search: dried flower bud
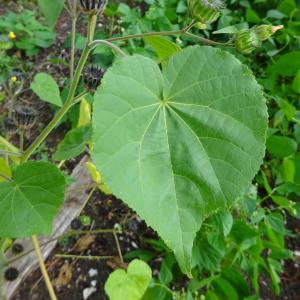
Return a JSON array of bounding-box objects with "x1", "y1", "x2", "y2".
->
[
  {"x1": 79, "y1": 0, "x2": 108, "y2": 15},
  {"x1": 12, "y1": 243, "x2": 24, "y2": 254},
  {"x1": 3, "y1": 117, "x2": 17, "y2": 134},
  {"x1": 83, "y1": 65, "x2": 105, "y2": 90},
  {"x1": 13, "y1": 106, "x2": 37, "y2": 130},
  {"x1": 188, "y1": 0, "x2": 224, "y2": 24},
  {"x1": 254, "y1": 25, "x2": 284, "y2": 42},
  {"x1": 235, "y1": 29, "x2": 262, "y2": 54}
]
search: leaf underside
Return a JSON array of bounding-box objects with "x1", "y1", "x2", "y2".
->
[{"x1": 92, "y1": 45, "x2": 268, "y2": 274}]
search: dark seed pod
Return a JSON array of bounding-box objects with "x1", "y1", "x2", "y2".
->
[
  {"x1": 4, "y1": 267, "x2": 19, "y2": 281},
  {"x1": 13, "y1": 106, "x2": 37, "y2": 130},
  {"x1": 3, "y1": 117, "x2": 17, "y2": 134},
  {"x1": 70, "y1": 218, "x2": 82, "y2": 230},
  {"x1": 188, "y1": 0, "x2": 224, "y2": 24},
  {"x1": 83, "y1": 65, "x2": 105, "y2": 90},
  {"x1": 79, "y1": 0, "x2": 108, "y2": 15},
  {"x1": 12, "y1": 243, "x2": 24, "y2": 254}
]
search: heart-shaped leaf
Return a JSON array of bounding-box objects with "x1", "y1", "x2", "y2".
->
[
  {"x1": 105, "y1": 259, "x2": 152, "y2": 300},
  {"x1": 92, "y1": 46, "x2": 267, "y2": 274},
  {"x1": 0, "y1": 161, "x2": 66, "y2": 237}
]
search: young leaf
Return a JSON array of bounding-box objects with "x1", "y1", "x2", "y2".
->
[
  {"x1": 92, "y1": 46, "x2": 268, "y2": 275},
  {"x1": 0, "y1": 161, "x2": 66, "y2": 237},
  {"x1": 266, "y1": 135, "x2": 297, "y2": 158},
  {"x1": 145, "y1": 36, "x2": 181, "y2": 63},
  {"x1": 52, "y1": 125, "x2": 92, "y2": 161},
  {"x1": 31, "y1": 73, "x2": 62, "y2": 107},
  {"x1": 105, "y1": 259, "x2": 152, "y2": 300},
  {"x1": 38, "y1": 0, "x2": 64, "y2": 29}
]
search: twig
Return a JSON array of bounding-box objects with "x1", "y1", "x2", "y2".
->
[
  {"x1": 113, "y1": 231, "x2": 124, "y2": 264},
  {"x1": 55, "y1": 254, "x2": 113, "y2": 260}
]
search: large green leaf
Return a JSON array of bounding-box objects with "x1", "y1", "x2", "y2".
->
[
  {"x1": 92, "y1": 46, "x2": 267, "y2": 274},
  {"x1": 0, "y1": 161, "x2": 66, "y2": 237}
]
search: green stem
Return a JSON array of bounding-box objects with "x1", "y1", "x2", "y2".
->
[
  {"x1": 0, "y1": 150, "x2": 22, "y2": 157},
  {"x1": 32, "y1": 236, "x2": 57, "y2": 300},
  {"x1": 21, "y1": 14, "x2": 98, "y2": 163},
  {"x1": 89, "y1": 39, "x2": 127, "y2": 57},
  {"x1": 70, "y1": 14, "x2": 77, "y2": 80},
  {"x1": 19, "y1": 130, "x2": 24, "y2": 152}
]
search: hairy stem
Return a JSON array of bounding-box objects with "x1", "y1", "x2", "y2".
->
[
  {"x1": 21, "y1": 14, "x2": 98, "y2": 163},
  {"x1": 70, "y1": 0, "x2": 77, "y2": 80},
  {"x1": 32, "y1": 235, "x2": 57, "y2": 300}
]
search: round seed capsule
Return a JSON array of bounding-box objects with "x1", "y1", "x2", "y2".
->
[
  {"x1": 13, "y1": 106, "x2": 37, "y2": 130},
  {"x1": 4, "y1": 267, "x2": 19, "y2": 281},
  {"x1": 83, "y1": 65, "x2": 105, "y2": 90},
  {"x1": 79, "y1": 0, "x2": 108, "y2": 15},
  {"x1": 3, "y1": 117, "x2": 17, "y2": 134},
  {"x1": 12, "y1": 243, "x2": 24, "y2": 254},
  {"x1": 70, "y1": 218, "x2": 82, "y2": 230}
]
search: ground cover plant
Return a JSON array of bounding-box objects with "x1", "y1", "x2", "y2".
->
[{"x1": 0, "y1": 0, "x2": 300, "y2": 299}]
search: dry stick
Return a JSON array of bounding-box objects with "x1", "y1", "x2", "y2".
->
[
  {"x1": 32, "y1": 236, "x2": 57, "y2": 300},
  {"x1": 5, "y1": 229, "x2": 116, "y2": 267},
  {"x1": 77, "y1": 187, "x2": 96, "y2": 217},
  {"x1": 55, "y1": 254, "x2": 113, "y2": 260},
  {"x1": 113, "y1": 231, "x2": 124, "y2": 264}
]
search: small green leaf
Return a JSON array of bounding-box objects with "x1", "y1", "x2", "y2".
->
[
  {"x1": 0, "y1": 158, "x2": 11, "y2": 182},
  {"x1": 0, "y1": 161, "x2": 66, "y2": 237},
  {"x1": 265, "y1": 212, "x2": 286, "y2": 235},
  {"x1": 38, "y1": 0, "x2": 64, "y2": 29},
  {"x1": 53, "y1": 125, "x2": 92, "y2": 161},
  {"x1": 292, "y1": 69, "x2": 300, "y2": 94},
  {"x1": 105, "y1": 259, "x2": 152, "y2": 300},
  {"x1": 78, "y1": 98, "x2": 92, "y2": 127},
  {"x1": 266, "y1": 135, "x2": 297, "y2": 158},
  {"x1": 212, "y1": 277, "x2": 239, "y2": 300},
  {"x1": 31, "y1": 73, "x2": 62, "y2": 107},
  {"x1": 145, "y1": 36, "x2": 181, "y2": 63},
  {"x1": 269, "y1": 52, "x2": 300, "y2": 76}
]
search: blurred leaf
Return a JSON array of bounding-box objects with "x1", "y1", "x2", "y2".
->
[
  {"x1": 265, "y1": 212, "x2": 286, "y2": 235},
  {"x1": 266, "y1": 135, "x2": 297, "y2": 158},
  {"x1": 212, "y1": 277, "x2": 239, "y2": 300},
  {"x1": 53, "y1": 125, "x2": 92, "y2": 161},
  {"x1": 86, "y1": 162, "x2": 112, "y2": 195},
  {"x1": 31, "y1": 73, "x2": 62, "y2": 107},
  {"x1": 0, "y1": 158, "x2": 11, "y2": 182},
  {"x1": 38, "y1": 0, "x2": 64, "y2": 29},
  {"x1": 78, "y1": 98, "x2": 92, "y2": 127},
  {"x1": 145, "y1": 36, "x2": 181, "y2": 64},
  {"x1": 292, "y1": 69, "x2": 300, "y2": 94}
]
